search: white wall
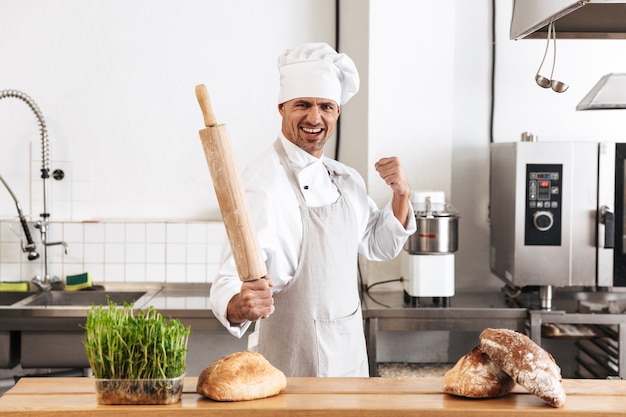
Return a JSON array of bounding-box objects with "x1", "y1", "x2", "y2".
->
[
  {"x1": 2, "y1": 0, "x2": 626, "y2": 292},
  {"x1": 0, "y1": 0, "x2": 335, "y2": 221},
  {"x1": 461, "y1": 1, "x2": 626, "y2": 291},
  {"x1": 495, "y1": 3, "x2": 626, "y2": 144},
  {"x1": 450, "y1": 1, "x2": 494, "y2": 290},
  {"x1": 340, "y1": 0, "x2": 626, "y2": 291},
  {"x1": 339, "y1": 0, "x2": 457, "y2": 286}
]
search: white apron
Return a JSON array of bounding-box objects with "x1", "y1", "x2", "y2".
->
[{"x1": 256, "y1": 139, "x2": 369, "y2": 377}]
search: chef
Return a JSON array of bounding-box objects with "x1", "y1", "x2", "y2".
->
[{"x1": 210, "y1": 42, "x2": 416, "y2": 377}]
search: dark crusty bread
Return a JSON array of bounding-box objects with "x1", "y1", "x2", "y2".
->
[
  {"x1": 443, "y1": 345, "x2": 516, "y2": 398},
  {"x1": 479, "y1": 328, "x2": 566, "y2": 407},
  {"x1": 196, "y1": 351, "x2": 287, "y2": 401}
]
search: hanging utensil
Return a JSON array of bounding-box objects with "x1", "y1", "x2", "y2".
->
[
  {"x1": 535, "y1": 21, "x2": 553, "y2": 89},
  {"x1": 549, "y1": 22, "x2": 569, "y2": 93},
  {"x1": 534, "y1": 21, "x2": 569, "y2": 93}
]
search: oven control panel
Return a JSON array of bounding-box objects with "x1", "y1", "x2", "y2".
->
[{"x1": 525, "y1": 164, "x2": 562, "y2": 246}]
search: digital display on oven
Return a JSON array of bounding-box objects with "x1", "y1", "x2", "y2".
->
[
  {"x1": 525, "y1": 165, "x2": 562, "y2": 246},
  {"x1": 528, "y1": 171, "x2": 560, "y2": 203}
]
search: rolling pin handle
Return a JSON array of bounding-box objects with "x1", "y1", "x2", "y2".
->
[{"x1": 195, "y1": 84, "x2": 218, "y2": 127}]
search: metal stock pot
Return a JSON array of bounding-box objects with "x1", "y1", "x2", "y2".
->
[{"x1": 406, "y1": 199, "x2": 459, "y2": 255}]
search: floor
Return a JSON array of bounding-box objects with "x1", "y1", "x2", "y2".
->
[{"x1": 377, "y1": 362, "x2": 453, "y2": 377}]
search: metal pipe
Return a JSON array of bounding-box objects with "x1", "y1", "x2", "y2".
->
[
  {"x1": 540, "y1": 285, "x2": 553, "y2": 310},
  {"x1": 0, "y1": 89, "x2": 67, "y2": 288}
]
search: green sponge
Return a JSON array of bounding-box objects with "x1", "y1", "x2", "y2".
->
[
  {"x1": 65, "y1": 272, "x2": 92, "y2": 291},
  {"x1": 0, "y1": 281, "x2": 29, "y2": 292}
]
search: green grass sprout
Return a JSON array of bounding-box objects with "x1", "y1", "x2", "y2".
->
[{"x1": 83, "y1": 300, "x2": 190, "y2": 379}]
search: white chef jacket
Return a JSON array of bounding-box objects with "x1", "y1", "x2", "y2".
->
[{"x1": 209, "y1": 134, "x2": 416, "y2": 337}]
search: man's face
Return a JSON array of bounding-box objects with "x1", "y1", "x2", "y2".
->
[{"x1": 278, "y1": 97, "x2": 340, "y2": 158}]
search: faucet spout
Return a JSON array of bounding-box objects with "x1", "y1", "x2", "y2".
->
[
  {"x1": 46, "y1": 240, "x2": 70, "y2": 256},
  {"x1": 0, "y1": 174, "x2": 40, "y2": 261}
]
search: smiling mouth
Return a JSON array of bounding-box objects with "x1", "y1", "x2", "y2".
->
[{"x1": 301, "y1": 126, "x2": 323, "y2": 135}]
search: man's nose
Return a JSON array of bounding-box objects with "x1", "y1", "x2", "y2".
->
[{"x1": 305, "y1": 106, "x2": 322, "y2": 122}]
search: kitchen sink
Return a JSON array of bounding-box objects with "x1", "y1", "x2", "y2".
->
[
  {"x1": 24, "y1": 291, "x2": 148, "y2": 307},
  {"x1": 0, "y1": 292, "x2": 36, "y2": 306}
]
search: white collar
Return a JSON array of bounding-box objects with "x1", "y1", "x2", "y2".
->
[
  {"x1": 277, "y1": 133, "x2": 351, "y2": 180},
  {"x1": 278, "y1": 133, "x2": 326, "y2": 171}
]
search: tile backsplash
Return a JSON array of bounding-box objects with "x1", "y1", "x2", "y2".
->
[{"x1": 0, "y1": 220, "x2": 226, "y2": 284}]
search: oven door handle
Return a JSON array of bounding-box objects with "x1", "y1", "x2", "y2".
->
[{"x1": 601, "y1": 205, "x2": 615, "y2": 249}]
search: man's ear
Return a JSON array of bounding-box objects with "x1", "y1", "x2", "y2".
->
[{"x1": 278, "y1": 103, "x2": 284, "y2": 117}]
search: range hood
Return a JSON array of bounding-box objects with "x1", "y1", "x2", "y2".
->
[
  {"x1": 511, "y1": 0, "x2": 626, "y2": 40},
  {"x1": 577, "y1": 73, "x2": 626, "y2": 110}
]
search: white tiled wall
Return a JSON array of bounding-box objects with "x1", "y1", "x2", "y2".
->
[{"x1": 0, "y1": 220, "x2": 226, "y2": 284}]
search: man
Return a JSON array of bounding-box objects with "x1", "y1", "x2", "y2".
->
[{"x1": 210, "y1": 42, "x2": 416, "y2": 377}]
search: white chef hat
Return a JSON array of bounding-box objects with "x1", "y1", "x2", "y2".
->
[{"x1": 277, "y1": 42, "x2": 360, "y2": 106}]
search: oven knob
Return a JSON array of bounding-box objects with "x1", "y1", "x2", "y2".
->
[{"x1": 533, "y1": 210, "x2": 554, "y2": 231}]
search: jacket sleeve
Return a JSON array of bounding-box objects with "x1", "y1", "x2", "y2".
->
[
  {"x1": 358, "y1": 197, "x2": 416, "y2": 260},
  {"x1": 209, "y1": 245, "x2": 254, "y2": 338},
  {"x1": 330, "y1": 161, "x2": 416, "y2": 260}
]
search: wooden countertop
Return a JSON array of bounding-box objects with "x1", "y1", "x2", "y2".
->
[{"x1": 1, "y1": 376, "x2": 625, "y2": 416}]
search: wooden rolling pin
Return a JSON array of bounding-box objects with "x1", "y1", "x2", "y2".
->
[{"x1": 195, "y1": 84, "x2": 267, "y2": 281}]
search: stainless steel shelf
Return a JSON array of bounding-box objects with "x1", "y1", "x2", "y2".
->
[
  {"x1": 528, "y1": 309, "x2": 626, "y2": 379},
  {"x1": 362, "y1": 291, "x2": 528, "y2": 376}
]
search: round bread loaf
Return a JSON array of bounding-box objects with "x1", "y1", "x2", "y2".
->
[
  {"x1": 479, "y1": 328, "x2": 566, "y2": 407},
  {"x1": 443, "y1": 345, "x2": 516, "y2": 398},
  {"x1": 196, "y1": 351, "x2": 287, "y2": 401}
]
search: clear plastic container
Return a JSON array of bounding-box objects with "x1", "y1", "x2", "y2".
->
[{"x1": 94, "y1": 374, "x2": 184, "y2": 405}]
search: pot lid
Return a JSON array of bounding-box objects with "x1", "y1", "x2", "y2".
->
[{"x1": 414, "y1": 201, "x2": 459, "y2": 218}]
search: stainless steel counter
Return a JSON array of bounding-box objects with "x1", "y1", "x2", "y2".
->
[
  {"x1": 139, "y1": 284, "x2": 224, "y2": 330},
  {"x1": 0, "y1": 283, "x2": 216, "y2": 330},
  {"x1": 0, "y1": 283, "x2": 226, "y2": 370},
  {"x1": 0, "y1": 285, "x2": 529, "y2": 374},
  {"x1": 5, "y1": 283, "x2": 626, "y2": 379}
]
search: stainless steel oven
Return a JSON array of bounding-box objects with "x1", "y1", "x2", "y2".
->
[{"x1": 489, "y1": 141, "x2": 626, "y2": 307}]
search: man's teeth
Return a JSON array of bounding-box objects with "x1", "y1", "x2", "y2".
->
[{"x1": 302, "y1": 127, "x2": 322, "y2": 134}]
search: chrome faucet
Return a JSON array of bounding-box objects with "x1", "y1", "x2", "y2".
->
[
  {"x1": 0, "y1": 174, "x2": 40, "y2": 261},
  {"x1": 0, "y1": 89, "x2": 69, "y2": 290}
]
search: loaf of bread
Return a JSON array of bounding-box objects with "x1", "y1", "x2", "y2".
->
[
  {"x1": 443, "y1": 345, "x2": 515, "y2": 398},
  {"x1": 196, "y1": 351, "x2": 287, "y2": 401},
  {"x1": 479, "y1": 328, "x2": 566, "y2": 407}
]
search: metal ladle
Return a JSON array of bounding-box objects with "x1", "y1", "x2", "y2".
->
[
  {"x1": 534, "y1": 21, "x2": 569, "y2": 93},
  {"x1": 535, "y1": 21, "x2": 553, "y2": 89},
  {"x1": 548, "y1": 22, "x2": 569, "y2": 93}
]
